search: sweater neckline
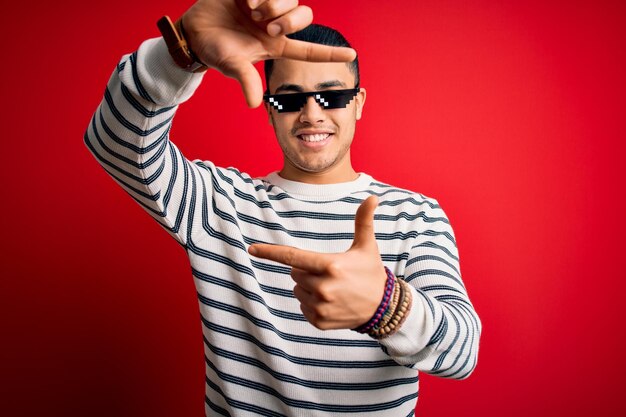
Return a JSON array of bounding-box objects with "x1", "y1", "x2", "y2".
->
[{"x1": 264, "y1": 172, "x2": 373, "y2": 199}]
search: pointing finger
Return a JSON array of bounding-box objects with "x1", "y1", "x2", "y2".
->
[
  {"x1": 249, "y1": 244, "x2": 327, "y2": 273},
  {"x1": 261, "y1": 6, "x2": 356, "y2": 62},
  {"x1": 280, "y1": 38, "x2": 357, "y2": 63},
  {"x1": 351, "y1": 195, "x2": 379, "y2": 249}
]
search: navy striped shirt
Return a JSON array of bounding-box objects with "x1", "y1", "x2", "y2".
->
[{"x1": 85, "y1": 38, "x2": 481, "y2": 416}]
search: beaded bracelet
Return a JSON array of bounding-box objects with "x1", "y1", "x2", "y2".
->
[
  {"x1": 374, "y1": 276, "x2": 401, "y2": 331},
  {"x1": 369, "y1": 276, "x2": 413, "y2": 340},
  {"x1": 353, "y1": 266, "x2": 396, "y2": 334}
]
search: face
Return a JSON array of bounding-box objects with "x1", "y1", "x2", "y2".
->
[{"x1": 266, "y1": 59, "x2": 366, "y2": 183}]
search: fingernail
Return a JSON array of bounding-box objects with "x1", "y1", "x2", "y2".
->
[
  {"x1": 251, "y1": 10, "x2": 262, "y2": 21},
  {"x1": 248, "y1": 246, "x2": 258, "y2": 255},
  {"x1": 248, "y1": 0, "x2": 259, "y2": 8},
  {"x1": 267, "y1": 24, "x2": 281, "y2": 36}
]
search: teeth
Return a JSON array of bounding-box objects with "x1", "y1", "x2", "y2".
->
[{"x1": 300, "y1": 134, "x2": 330, "y2": 142}]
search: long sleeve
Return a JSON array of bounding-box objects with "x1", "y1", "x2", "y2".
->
[
  {"x1": 379, "y1": 200, "x2": 481, "y2": 379},
  {"x1": 84, "y1": 37, "x2": 206, "y2": 245}
]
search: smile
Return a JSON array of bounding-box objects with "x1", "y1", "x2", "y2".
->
[{"x1": 298, "y1": 133, "x2": 331, "y2": 142}]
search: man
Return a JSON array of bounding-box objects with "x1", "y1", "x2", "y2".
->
[{"x1": 85, "y1": 0, "x2": 481, "y2": 415}]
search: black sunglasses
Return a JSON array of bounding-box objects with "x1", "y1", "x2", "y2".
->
[{"x1": 263, "y1": 88, "x2": 360, "y2": 113}]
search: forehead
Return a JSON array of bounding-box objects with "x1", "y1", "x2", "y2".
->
[{"x1": 268, "y1": 59, "x2": 355, "y2": 92}]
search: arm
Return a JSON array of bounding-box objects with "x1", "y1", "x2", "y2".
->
[
  {"x1": 249, "y1": 197, "x2": 481, "y2": 378},
  {"x1": 378, "y1": 201, "x2": 481, "y2": 379},
  {"x1": 84, "y1": 0, "x2": 357, "y2": 244},
  {"x1": 84, "y1": 38, "x2": 205, "y2": 245}
]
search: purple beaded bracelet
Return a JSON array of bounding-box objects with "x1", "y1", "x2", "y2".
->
[{"x1": 353, "y1": 266, "x2": 396, "y2": 334}]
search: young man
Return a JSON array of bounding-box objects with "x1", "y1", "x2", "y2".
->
[{"x1": 85, "y1": 0, "x2": 481, "y2": 415}]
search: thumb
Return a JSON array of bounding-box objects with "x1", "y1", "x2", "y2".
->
[
  {"x1": 219, "y1": 57, "x2": 264, "y2": 108},
  {"x1": 351, "y1": 195, "x2": 379, "y2": 250}
]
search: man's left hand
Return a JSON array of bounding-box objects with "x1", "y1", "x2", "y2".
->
[{"x1": 248, "y1": 195, "x2": 387, "y2": 330}]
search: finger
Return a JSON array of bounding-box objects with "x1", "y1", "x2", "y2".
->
[
  {"x1": 265, "y1": 4, "x2": 312, "y2": 36},
  {"x1": 351, "y1": 195, "x2": 379, "y2": 249},
  {"x1": 250, "y1": 0, "x2": 298, "y2": 22},
  {"x1": 291, "y1": 267, "x2": 323, "y2": 291},
  {"x1": 218, "y1": 58, "x2": 264, "y2": 108},
  {"x1": 280, "y1": 39, "x2": 357, "y2": 63},
  {"x1": 299, "y1": 302, "x2": 318, "y2": 325},
  {"x1": 246, "y1": 0, "x2": 267, "y2": 9},
  {"x1": 249, "y1": 244, "x2": 327, "y2": 273},
  {"x1": 293, "y1": 283, "x2": 314, "y2": 303}
]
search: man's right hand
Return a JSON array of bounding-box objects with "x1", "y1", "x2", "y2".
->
[{"x1": 181, "y1": 0, "x2": 356, "y2": 108}]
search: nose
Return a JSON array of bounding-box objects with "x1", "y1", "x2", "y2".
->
[{"x1": 299, "y1": 96, "x2": 326, "y2": 124}]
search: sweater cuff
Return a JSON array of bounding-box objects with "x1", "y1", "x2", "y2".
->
[
  {"x1": 128, "y1": 37, "x2": 206, "y2": 106},
  {"x1": 377, "y1": 285, "x2": 435, "y2": 364}
]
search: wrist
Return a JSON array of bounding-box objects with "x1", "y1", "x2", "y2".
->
[
  {"x1": 157, "y1": 15, "x2": 208, "y2": 73},
  {"x1": 352, "y1": 267, "x2": 396, "y2": 334},
  {"x1": 352, "y1": 267, "x2": 413, "y2": 339},
  {"x1": 370, "y1": 277, "x2": 412, "y2": 339},
  {"x1": 126, "y1": 38, "x2": 205, "y2": 107}
]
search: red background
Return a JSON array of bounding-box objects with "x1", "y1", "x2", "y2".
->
[{"x1": 1, "y1": 0, "x2": 625, "y2": 415}]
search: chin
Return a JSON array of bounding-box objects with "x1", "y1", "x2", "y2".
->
[{"x1": 295, "y1": 158, "x2": 337, "y2": 173}]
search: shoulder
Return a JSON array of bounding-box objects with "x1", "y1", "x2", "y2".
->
[
  {"x1": 191, "y1": 160, "x2": 270, "y2": 193},
  {"x1": 366, "y1": 178, "x2": 456, "y2": 247},
  {"x1": 365, "y1": 177, "x2": 441, "y2": 212}
]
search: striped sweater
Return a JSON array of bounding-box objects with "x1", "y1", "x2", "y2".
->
[{"x1": 84, "y1": 38, "x2": 481, "y2": 417}]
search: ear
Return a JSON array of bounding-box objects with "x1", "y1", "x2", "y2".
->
[{"x1": 355, "y1": 88, "x2": 367, "y2": 121}]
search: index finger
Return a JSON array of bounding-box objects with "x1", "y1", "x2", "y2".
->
[
  {"x1": 280, "y1": 39, "x2": 357, "y2": 63},
  {"x1": 248, "y1": 244, "x2": 328, "y2": 273}
]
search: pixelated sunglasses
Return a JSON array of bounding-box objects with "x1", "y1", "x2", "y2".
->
[{"x1": 263, "y1": 88, "x2": 360, "y2": 113}]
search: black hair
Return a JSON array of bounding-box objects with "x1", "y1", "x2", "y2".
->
[{"x1": 264, "y1": 24, "x2": 359, "y2": 93}]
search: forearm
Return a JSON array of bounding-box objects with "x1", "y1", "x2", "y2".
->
[
  {"x1": 84, "y1": 38, "x2": 205, "y2": 244},
  {"x1": 379, "y1": 285, "x2": 481, "y2": 379},
  {"x1": 378, "y1": 203, "x2": 481, "y2": 379}
]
